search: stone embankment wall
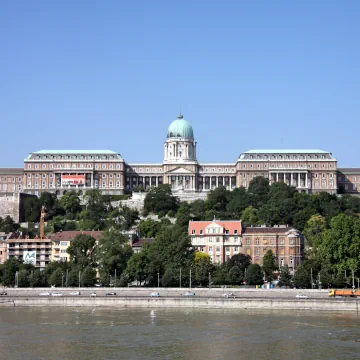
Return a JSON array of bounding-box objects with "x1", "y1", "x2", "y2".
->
[
  {"x1": 1, "y1": 296, "x2": 359, "y2": 313},
  {"x1": 1, "y1": 287, "x2": 330, "y2": 298},
  {"x1": 2, "y1": 288, "x2": 358, "y2": 312}
]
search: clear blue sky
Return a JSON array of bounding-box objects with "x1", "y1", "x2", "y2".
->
[{"x1": 1, "y1": 1, "x2": 359, "y2": 167}]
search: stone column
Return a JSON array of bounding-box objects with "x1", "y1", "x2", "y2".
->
[
  {"x1": 290, "y1": 173, "x2": 293, "y2": 186},
  {"x1": 305, "y1": 173, "x2": 308, "y2": 189},
  {"x1": 276, "y1": 173, "x2": 279, "y2": 182},
  {"x1": 91, "y1": 173, "x2": 94, "y2": 188},
  {"x1": 298, "y1": 173, "x2": 300, "y2": 188},
  {"x1": 216, "y1": 177, "x2": 218, "y2": 188}
]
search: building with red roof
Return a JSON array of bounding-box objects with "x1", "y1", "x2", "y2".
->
[{"x1": 189, "y1": 219, "x2": 304, "y2": 271}]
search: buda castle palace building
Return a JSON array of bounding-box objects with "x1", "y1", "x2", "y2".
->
[{"x1": 0, "y1": 113, "x2": 359, "y2": 197}]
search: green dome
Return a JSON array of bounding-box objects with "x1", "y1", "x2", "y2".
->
[{"x1": 167, "y1": 114, "x2": 194, "y2": 139}]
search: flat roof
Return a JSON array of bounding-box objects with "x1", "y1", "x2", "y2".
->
[
  {"x1": 243, "y1": 149, "x2": 330, "y2": 154},
  {"x1": 32, "y1": 150, "x2": 119, "y2": 155}
]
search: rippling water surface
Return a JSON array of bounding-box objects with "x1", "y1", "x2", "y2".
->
[{"x1": 0, "y1": 307, "x2": 360, "y2": 360}]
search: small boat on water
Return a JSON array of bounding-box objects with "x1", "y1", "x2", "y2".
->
[{"x1": 150, "y1": 310, "x2": 156, "y2": 317}]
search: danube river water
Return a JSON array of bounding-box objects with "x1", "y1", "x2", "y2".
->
[{"x1": 0, "y1": 307, "x2": 359, "y2": 360}]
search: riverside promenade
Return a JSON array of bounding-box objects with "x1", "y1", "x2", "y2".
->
[{"x1": 1, "y1": 288, "x2": 360, "y2": 313}]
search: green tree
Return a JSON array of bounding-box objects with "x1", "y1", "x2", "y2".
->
[
  {"x1": 247, "y1": 176, "x2": 270, "y2": 209},
  {"x1": 319, "y1": 268, "x2": 333, "y2": 289},
  {"x1": 0, "y1": 216, "x2": 20, "y2": 233},
  {"x1": 59, "y1": 191, "x2": 82, "y2": 218},
  {"x1": 259, "y1": 182, "x2": 297, "y2": 226},
  {"x1": 190, "y1": 200, "x2": 206, "y2": 220},
  {"x1": 98, "y1": 230, "x2": 133, "y2": 283},
  {"x1": 206, "y1": 186, "x2": 231, "y2": 213},
  {"x1": 318, "y1": 214, "x2": 360, "y2": 273},
  {"x1": 80, "y1": 266, "x2": 96, "y2": 287},
  {"x1": 80, "y1": 189, "x2": 107, "y2": 228},
  {"x1": 139, "y1": 218, "x2": 162, "y2": 238},
  {"x1": 146, "y1": 224, "x2": 193, "y2": 285},
  {"x1": 226, "y1": 187, "x2": 249, "y2": 219},
  {"x1": 292, "y1": 265, "x2": 311, "y2": 289},
  {"x1": 303, "y1": 214, "x2": 326, "y2": 248},
  {"x1": 161, "y1": 267, "x2": 179, "y2": 287},
  {"x1": 67, "y1": 268, "x2": 80, "y2": 287},
  {"x1": 126, "y1": 250, "x2": 149, "y2": 285},
  {"x1": 245, "y1": 264, "x2": 263, "y2": 286},
  {"x1": 226, "y1": 253, "x2": 252, "y2": 272},
  {"x1": 212, "y1": 264, "x2": 228, "y2": 285},
  {"x1": 48, "y1": 268, "x2": 64, "y2": 287},
  {"x1": 1, "y1": 258, "x2": 21, "y2": 286},
  {"x1": 262, "y1": 250, "x2": 277, "y2": 281},
  {"x1": 241, "y1": 206, "x2": 260, "y2": 225},
  {"x1": 29, "y1": 269, "x2": 48, "y2": 287},
  {"x1": 143, "y1": 185, "x2": 179, "y2": 216},
  {"x1": 39, "y1": 192, "x2": 65, "y2": 220},
  {"x1": 227, "y1": 265, "x2": 243, "y2": 285},
  {"x1": 67, "y1": 234, "x2": 97, "y2": 268},
  {"x1": 119, "y1": 206, "x2": 139, "y2": 230},
  {"x1": 333, "y1": 271, "x2": 347, "y2": 288},
  {"x1": 278, "y1": 265, "x2": 292, "y2": 287},
  {"x1": 17, "y1": 269, "x2": 30, "y2": 287},
  {"x1": 194, "y1": 254, "x2": 212, "y2": 286}
]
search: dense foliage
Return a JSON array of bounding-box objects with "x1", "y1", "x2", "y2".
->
[{"x1": 3, "y1": 176, "x2": 360, "y2": 288}]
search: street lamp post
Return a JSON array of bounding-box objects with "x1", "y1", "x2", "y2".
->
[
  {"x1": 79, "y1": 271, "x2": 81, "y2": 288},
  {"x1": 189, "y1": 269, "x2": 192, "y2": 289},
  {"x1": 157, "y1": 272, "x2": 160, "y2": 288},
  {"x1": 180, "y1": 268, "x2": 182, "y2": 288},
  {"x1": 62, "y1": 273, "x2": 64, "y2": 288},
  {"x1": 208, "y1": 272, "x2": 211, "y2": 290}
]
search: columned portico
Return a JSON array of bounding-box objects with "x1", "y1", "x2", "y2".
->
[{"x1": 269, "y1": 171, "x2": 310, "y2": 192}]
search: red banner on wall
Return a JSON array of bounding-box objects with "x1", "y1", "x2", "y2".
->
[{"x1": 61, "y1": 175, "x2": 85, "y2": 185}]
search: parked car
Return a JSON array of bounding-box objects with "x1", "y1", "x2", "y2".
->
[
  {"x1": 70, "y1": 291, "x2": 81, "y2": 296},
  {"x1": 90, "y1": 292, "x2": 97, "y2": 297},
  {"x1": 150, "y1": 292, "x2": 160, "y2": 297},
  {"x1": 0, "y1": 291, "x2": 8, "y2": 296},
  {"x1": 222, "y1": 292, "x2": 236, "y2": 298},
  {"x1": 295, "y1": 294, "x2": 309, "y2": 299},
  {"x1": 105, "y1": 292, "x2": 117, "y2": 296},
  {"x1": 39, "y1": 292, "x2": 51, "y2": 296},
  {"x1": 51, "y1": 292, "x2": 63, "y2": 297},
  {"x1": 183, "y1": 291, "x2": 196, "y2": 297}
]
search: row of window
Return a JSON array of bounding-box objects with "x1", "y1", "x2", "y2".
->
[
  {"x1": 242, "y1": 163, "x2": 334, "y2": 170},
  {"x1": 34, "y1": 154, "x2": 117, "y2": 160},
  {"x1": 127, "y1": 167, "x2": 163, "y2": 173},
  {"x1": 200, "y1": 168, "x2": 236, "y2": 173},
  {"x1": 191, "y1": 228, "x2": 239, "y2": 235},
  {"x1": 27, "y1": 163, "x2": 122, "y2": 170},
  {"x1": 0, "y1": 177, "x2": 22, "y2": 182},
  {"x1": 338, "y1": 176, "x2": 358, "y2": 182},
  {"x1": 1, "y1": 184, "x2": 21, "y2": 191},
  {"x1": 248, "y1": 154, "x2": 328, "y2": 160}
]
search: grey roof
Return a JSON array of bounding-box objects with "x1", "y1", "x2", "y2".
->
[
  {"x1": 0, "y1": 168, "x2": 24, "y2": 174},
  {"x1": 338, "y1": 168, "x2": 360, "y2": 173},
  {"x1": 243, "y1": 149, "x2": 330, "y2": 154},
  {"x1": 32, "y1": 150, "x2": 119, "y2": 155}
]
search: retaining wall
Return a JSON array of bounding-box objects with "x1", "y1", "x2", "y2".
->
[{"x1": 1, "y1": 296, "x2": 359, "y2": 313}]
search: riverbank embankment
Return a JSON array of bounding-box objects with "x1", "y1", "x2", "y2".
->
[{"x1": 0, "y1": 288, "x2": 358, "y2": 312}]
